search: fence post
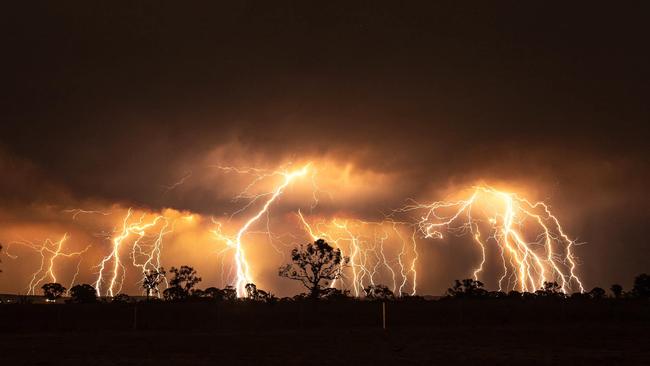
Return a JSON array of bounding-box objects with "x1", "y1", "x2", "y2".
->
[{"x1": 382, "y1": 301, "x2": 386, "y2": 330}]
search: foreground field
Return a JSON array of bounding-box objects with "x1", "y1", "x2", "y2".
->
[
  {"x1": 1, "y1": 323, "x2": 648, "y2": 365},
  {"x1": 2, "y1": 300, "x2": 648, "y2": 365}
]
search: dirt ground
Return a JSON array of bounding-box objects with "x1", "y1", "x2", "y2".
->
[{"x1": 1, "y1": 323, "x2": 648, "y2": 365}]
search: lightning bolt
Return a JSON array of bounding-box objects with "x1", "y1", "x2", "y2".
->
[
  {"x1": 10, "y1": 234, "x2": 92, "y2": 295},
  {"x1": 396, "y1": 185, "x2": 584, "y2": 293},
  {"x1": 63, "y1": 208, "x2": 112, "y2": 220},
  {"x1": 3, "y1": 163, "x2": 584, "y2": 298},
  {"x1": 297, "y1": 212, "x2": 418, "y2": 297},
  {"x1": 95, "y1": 209, "x2": 172, "y2": 297},
  {"x1": 211, "y1": 163, "x2": 311, "y2": 297}
]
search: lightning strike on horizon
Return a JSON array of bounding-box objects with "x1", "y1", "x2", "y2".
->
[
  {"x1": 396, "y1": 185, "x2": 585, "y2": 293},
  {"x1": 94, "y1": 209, "x2": 172, "y2": 297},
  {"x1": 297, "y1": 211, "x2": 418, "y2": 296},
  {"x1": 211, "y1": 163, "x2": 312, "y2": 297},
  {"x1": 1, "y1": 163, "x2": 584, "y2": 298},
  {"x1": 5, "y1": 234, "x2": 91, "y2": 295}
]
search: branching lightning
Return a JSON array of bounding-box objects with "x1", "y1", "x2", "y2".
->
[
  {"x1": 297, "y1": 211, "x2": 419, "y2": 296},
  {"x1": 94, "y1": 209, "x2": 172, "y2": 297},
  {"x1": 5, "y1": 234, "x2": 91, "y2": 295},
  {"x1": 395, "y1": 185, "x2": 585, "y2": 293},
  {"x1": 211, "y1": 163, "x2": 312, "y2": 297},
  {"x1": 1, "y1": 163, "x2": 585, "y2": 297}
]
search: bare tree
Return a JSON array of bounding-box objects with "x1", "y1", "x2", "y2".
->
[
  {"x1": 279, "y1": 239, "x2": 349, "y2": 299},
  {"x1": 142, "y1": 267, "x2": 166, "y2": 300}
]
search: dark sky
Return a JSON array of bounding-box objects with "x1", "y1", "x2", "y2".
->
[{"x1": 1, "y1": 2, "x2": 649, "y2": 292}]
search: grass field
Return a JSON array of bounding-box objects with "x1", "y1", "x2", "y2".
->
[
  {"x1": 2, "y1": 299, "x2": 649, "y2": 365},
  {"x1": 2, "y1": 322, "x2": 648, "y2": 365}
]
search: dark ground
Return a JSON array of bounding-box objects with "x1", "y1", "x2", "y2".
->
[
  {"x1": 1, "y1": 323, "x2": 648, "y2": 365},
  {"x1": 2, "y1": 300, "x2": 649, "y2": 365}
]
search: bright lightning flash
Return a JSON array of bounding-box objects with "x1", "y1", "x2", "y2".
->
[
  {"x1": 396, "y1": 186, "x2": 585, "y2": 293},
  {"x1": 211, "y1": 163, "x2": 312, "y2": 297}
]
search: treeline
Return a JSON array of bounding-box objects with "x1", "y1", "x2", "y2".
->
[
  {"x1": 23, "y1": 271, "x2": 650, "y2": 305},
  {"x1": 3, "y1": 239, "x2": 650, "y2": 304}
]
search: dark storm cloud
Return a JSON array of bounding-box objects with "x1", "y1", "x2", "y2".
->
[{"x1": 1, "y1": 2, "x2": 648, "y2": 287}]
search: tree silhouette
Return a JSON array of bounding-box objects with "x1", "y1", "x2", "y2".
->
[
  {"x1": 69, "y1": 284, "x2": 97, "y2": 303},
  {"x1": 399, "y1": 293, "x2": 425, "y2": 302},
  {"x1": 446, "y1": 279, "x2": 487, "y2": 298},
  {"x1": 321, "y1": 288, "x2": 352, "y2": 301},
  {"x1": 169, "y1": 266, "x2": 201, "y2": 291},
  {"x1": 535, "y1": 281, "x2": 564, "y2": 298},
  {"x1": 41, "y1": 283, "x2": 66, "y2": 302},
  {"x1": 610, "y1": 284, "x2": 624, "y2": 299},
  {"x1": 569, "y1": 291, "x2": 589, "y2": 300},
  {"x1": 589, "y1": 287, "x2": 606, "y2": 300},
  {"x1": 278, "y1": 238, "x2": 349, "y2": 299},
  {"x1": 204, "y1": 287, "x2": 225, "y2": 301},
  {"x1": 142, "y1": 267, "x2": 165, "y2": 300},
  {"x1": 487, "y1": 291, "x2": 507, "y2": 298},
  {"x1": 222, "y1": 285, "x2": 237, "y2": 301},
  {"x1": 112, "y1": 294, "x2": 132, "y2": 304},
  {"x1": 363, "y1": 284, "x2": 395, "y2": 300},
  {"x1": 163, "y1": 265, "x2": 201, "y2": 301},
  {"x1": 162, "y1": 286, "x2": 186, "y2": 301},
  {"x1": 244, "y1": 283, "x2": 277, "y2": 303},
  {"x1": 244, "y1": 283, "x2": 258, "y2": 299},
  {"x1": 632, "y1": 273, "x2": 650, "y2": 298},
  {"x1": 190, "y1": 289, "x2": 206, "y2": 299}
]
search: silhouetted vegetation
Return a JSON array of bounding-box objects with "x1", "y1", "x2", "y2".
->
[
  {"x1": 41, "y1": 283, "x2": 66, "y2": 302},
  {"x1": 589, "y1": 287, "x2": 606, "y2": 300},
  {"x1": 142, "y1": 267, "x2": 165, "y2": 300},
  {"x1": 1, "y1": 258, "x2": 650, "y2": 324},
  {"x1": 163, "y1": 266, "x2": 201, "y2": 301},
  {"x1": 220, "y1": 286, "x2": 237, "y2": 301},
  {"x1": 446, "y1": 279, "x2": 487, "y2": 298},
  {"x1": 321, "y1": 288, "x2": 352, "y2": 301},
  {"x1": 363, "y1": 284, "x2": 395, "y2": 300},
  {"x1": 112, "y1": 294, "x2": 132, "y2": 304},
  {"x1": 245, "y1": 283, "x2": 277, "y2": 303},
  {"x1": 278, "y1": 239, "x2": 349, "y2": 299},
  {"x1": 1, "y1": 267, "x2": 649, "y2": 339},
  {"x1": 632, "y1": 273, "x2": 650, "y2": 298},
  {"x1": 534, "y1": 281, "x2": 563, "y2": 298},
  {"x1": 68, "y1": 284, "x2": 97, "y2": 303}
]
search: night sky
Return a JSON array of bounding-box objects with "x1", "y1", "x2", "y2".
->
[{"x1": 1, "y1": 2, "x2": 648, "y2": 295}]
